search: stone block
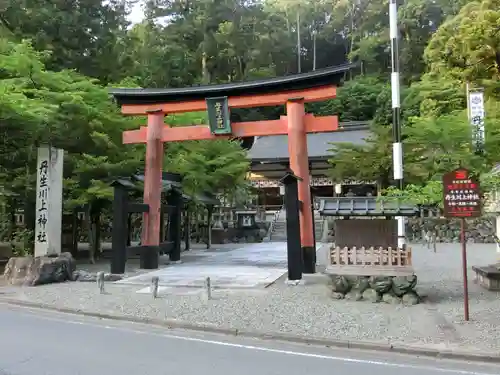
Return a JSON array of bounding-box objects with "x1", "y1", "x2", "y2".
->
[
  {"x1": 3, "y1": 252, "x2": 76, "y2": 286},
  {"x1": 472, "y1": 265, "x2": 500, "y2": 291},
  {"x1": 327, "y1": 273, "x2": 420, "y2": 305}
]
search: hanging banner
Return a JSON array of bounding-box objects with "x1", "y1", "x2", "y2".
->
[{"x1": 468, "y1": 90, "x2": 485, "y2": 153}]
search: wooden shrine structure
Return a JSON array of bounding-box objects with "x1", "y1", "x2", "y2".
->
[
  {"x1": 110, "y1": 63, "x2": 355, "y2": 274},
  {"x1": 318, "y1": 196, "x2": 418, "y2": 276}
]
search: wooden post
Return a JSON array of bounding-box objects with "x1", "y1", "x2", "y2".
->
[
  {"x1": 184, "y1": 209, "x2": 191, "y2": 251},
  {"x1": 159, "y1": 209, "x2": 165, "y2": 244},
  {"x1": 461, "y1": 218, "x2": 470, "y2": 321},
  {"x1": 141, "y1": 111, "x2": 164, "y2": 247},
  {"x1": 111, "y1": 184, "x2": 128, "y2": 274},
  {"x1": 310, "y1": 187, "x2": 316, "y2": 251},
  {"x1": 126, "y1": 213, "x2": 132, "y2": 246},
  {"x1": 169, "y1": 190, "x2": 182, "y2": 262},
  {"x1": 95, "y1": 209, "x2": 101, "y2": 261},
  {"x1": 287, "y1": 99, "x2": 315, "y2": 273}
]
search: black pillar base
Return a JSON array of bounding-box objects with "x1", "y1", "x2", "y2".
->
[
  {"x1": 302, "y1": 246, "x2": 316, "y2": 274},
  {"x1": 110, "y1": 260, "x2": 126, "y2": 275},
  {"x1": 280, "y1": 172, "x2": 303, "y2": 281},
  {"x1": 139, "y1": 245, "x2": 159, "y2": 269},
  {"x1": 169, "y1": 249, "x2": 181, "y2": 262}
]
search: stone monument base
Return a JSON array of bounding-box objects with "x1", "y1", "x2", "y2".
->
[
  {"x1": 3, "y1": 252, "x2": 75, "y2": 286},
  {"x1": 472, "y1": 264, "x2": 500, "y2": 291}
]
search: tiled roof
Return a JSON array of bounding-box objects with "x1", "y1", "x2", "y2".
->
[
  {"x1": 318, "y1": 197, "x2": 419, "y2": 217},
  {"x1": 248, "y1": 121, "x2": 371, "y2": 161}
]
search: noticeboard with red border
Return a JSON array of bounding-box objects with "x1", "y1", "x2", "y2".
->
[{"x1": 442, "y1": 168, "x2": 481, "y2": 218}]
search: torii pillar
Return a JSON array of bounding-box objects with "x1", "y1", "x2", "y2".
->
[
  {"x1": 141, "y1": 110, "x2": 164, "y2": 248},
  {"x1": 287, "y1": 99, "x2": 315, "y2": 273}
]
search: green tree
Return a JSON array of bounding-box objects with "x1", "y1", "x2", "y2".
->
[
  {"x1": 1, "y1": 0, "x2": 131, "y2": 83},
  {"x1": 120, "y1": 21, "x2": 198, "y2": 88},
  {"x1": 314, "y1": 75, "x2": 390, "y2": 121},
  {"x1": 425, "y1": 0, "x2": 500, "y2": 88},
  {"x1": 162, "y1": 112, "x2": 250, "y2": 199},
  {"x1": 328, "y1": 123, "x2": 393, "y2": 190},
  {"x1": 0, "y1": 39, "x2": 141, "y2": 257}
]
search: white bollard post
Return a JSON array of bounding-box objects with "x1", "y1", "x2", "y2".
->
[
  {"x1": 97, "y1": 271, "x2": 105, "y2": 294},
  {"x1": 151, "y1": 276, "x2": 159, "y2": 299},
  {"x1": 205, "y1": 276, "x2": 212, "y2": 300}
]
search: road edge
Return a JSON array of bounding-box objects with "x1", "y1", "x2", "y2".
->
[{"x1": 2, "y1": 297, "x2": 499, "y2": 364}]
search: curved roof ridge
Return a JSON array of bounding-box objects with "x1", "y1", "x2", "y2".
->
[{"x1": 110, "y1": 63, "x2": 357, "y2": 106}]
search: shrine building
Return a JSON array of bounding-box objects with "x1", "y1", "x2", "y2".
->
[{"x1": 246, "y1": 121, "x2": 377, "y2": 207}]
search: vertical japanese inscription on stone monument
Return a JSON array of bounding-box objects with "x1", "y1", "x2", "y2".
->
[
  {"x1": 37, "y1": 159, "x2": 49, "y2": 243},
  {"x1": 206, "y1": 96, "x2": 232, "y2": 135},
  {"x1": 34, "y1": 146, "x2": 64, "y2": 257}
]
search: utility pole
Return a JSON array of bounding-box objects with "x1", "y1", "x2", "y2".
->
[{"x1": 389, "y1": 0, "x2": 405, "y2": 248}]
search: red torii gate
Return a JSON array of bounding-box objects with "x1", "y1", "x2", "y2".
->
[{"x1": 111, "y1": 64, "x2": 353, "y2": 273}]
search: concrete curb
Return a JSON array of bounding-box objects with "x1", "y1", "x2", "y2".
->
[{"x1": 2, "y1": 297, "x2": 500, "y2": 364}]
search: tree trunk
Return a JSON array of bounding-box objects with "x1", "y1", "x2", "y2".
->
[
  {"x1": 201, "y1": 30, "x2": 211, "y2": 84},
  {"x1": 312, "y1": 31, "x2": 317, "y2": 71},
  {"x1": 202, "y1": 50, "x2": 211, "y2": 84},
  {"x1": 86, "y1": 206, "x2": 95, "y2": 264},
  {"x1": 86, "y1": 203, "x2": 101, "y2": 264},
  {"x1": 23, "y1": 195, "x2": 36, "y2": 254},
  {"x1": 296, "y1": 12, "x2": 301, "y2": 73},
  {"x1": 70, "y1": 208, "x2": 79, "y2": 258},
  {"x1": 206, "y1": 205, "x2": 213, "y2": 249}
]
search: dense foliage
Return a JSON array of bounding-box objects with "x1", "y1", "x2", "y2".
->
[{"x1": 324, "y1": 0, "x2": 500, "y2": 205}]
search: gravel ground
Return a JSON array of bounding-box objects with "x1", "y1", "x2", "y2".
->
[{"x1": 2, "y1": 243, "x2": 500, "y2": 355}]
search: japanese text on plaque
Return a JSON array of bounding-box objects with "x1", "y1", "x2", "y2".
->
[
  {"x1": 214, "y1": 102, "x2": 224, "y2": 129},
  {"x1": 443, "y1": 169, "x2": 481, "y2": 218}
]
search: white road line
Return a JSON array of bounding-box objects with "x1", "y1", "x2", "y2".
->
[{"x1": 1, "y1": 304, "x2": 497, "y2": 375}]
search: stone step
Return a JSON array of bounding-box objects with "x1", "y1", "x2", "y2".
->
[{"x1": 270, "y1": 220, "x2": 324, "y2": 241}]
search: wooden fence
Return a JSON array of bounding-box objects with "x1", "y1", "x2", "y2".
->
[
  {"x1": 326, "y1": 246, "x2": 414, "y2": 276},
  {"x1": 330, "y1": 246, "x2": 412, "y2": 266}
]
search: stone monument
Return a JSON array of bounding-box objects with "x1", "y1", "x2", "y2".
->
[{"x1": 34, "y1": 145, "x2": 64, "y2": 257}]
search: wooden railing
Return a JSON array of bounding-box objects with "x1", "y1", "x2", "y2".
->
[
  {"x1": 326, "y1": 246, "x2": 414, "y2": 276},
  {"x1": 330, "y1": 246, "x2": 412, "y2": 266}
]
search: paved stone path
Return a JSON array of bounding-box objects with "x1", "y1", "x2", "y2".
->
[{"x1": 116, "y1": 242, "x2": 291, "y2": 290}]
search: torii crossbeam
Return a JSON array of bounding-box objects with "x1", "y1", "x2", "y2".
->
[{"x1": 111, "y1": 63, "x2": 354, "y2": 273}]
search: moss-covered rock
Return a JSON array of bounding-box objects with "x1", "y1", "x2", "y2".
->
[
  {"x1": 362, "y1": 288, "x2": 382, "y2": 303},
  {"x1": 402, "y1": 291, "x2": 420, "y2": 305},
  {"x1": 392, "y1": 275, "x2": 417, "y2": 297},
  {"x1": 331, "y1": 275, "x2": 351, "y2": 294},
  {"x1": 370, "y1": 276, "x2": 392, "y2": 293}
]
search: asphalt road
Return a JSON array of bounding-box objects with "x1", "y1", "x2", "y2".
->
[{"x1": 0, "y1": 304, "x2": 499, "y2": 375}]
